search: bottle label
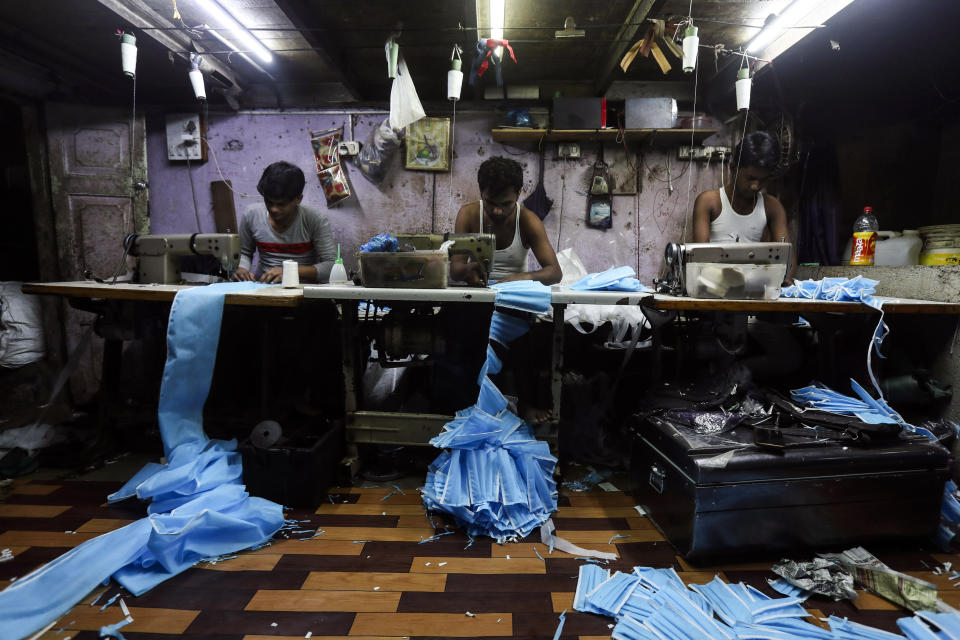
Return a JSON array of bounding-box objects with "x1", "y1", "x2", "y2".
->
[{"x1": 850, "y1": 231, "x2": 877, "y2": 266}]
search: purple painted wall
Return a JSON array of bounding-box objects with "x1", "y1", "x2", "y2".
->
[{"x1": 146, "y1": 110, "x2": 728, "y2": 282}]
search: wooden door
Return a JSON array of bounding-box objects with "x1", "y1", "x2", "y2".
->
[{"x1": 44, "y1": 102, "x2": 148, "y2": 402}]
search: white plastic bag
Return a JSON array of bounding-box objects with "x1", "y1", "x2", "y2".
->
[
  {"x1": 557, "y1": 248, "x2": 588, "y2": 285},
  {"x1": 0, "y1": 282, "x2": 45, "y2": 368},
  {"x1": 554, "y1": 249, "x2": 650, "y2": 347},
  {"x1": 389, "y1": 56, "x2": 426, "y2": 131}
]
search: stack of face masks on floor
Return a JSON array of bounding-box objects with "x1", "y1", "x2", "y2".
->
[
  {"x1": 0, "y1": 283, "x2": 284, "y2": 639},
  {"x1": 421, "y1": 281, "x2": 558, "y2": 541},
  {"x1": 574, "y1": 564, "x2": 960, "y2": 639}
]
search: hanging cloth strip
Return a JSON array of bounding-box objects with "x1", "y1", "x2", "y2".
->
[
  {"x1": 0, "y1": 282, "x2": 285, "y2": 639},
  {"x1": 469, "y1": 38, "x2": 517, "y2": 87}
]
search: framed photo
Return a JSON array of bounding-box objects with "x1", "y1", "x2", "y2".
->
[{"x1": 405, "y1": 117, "x2": 451, "y2": 172}]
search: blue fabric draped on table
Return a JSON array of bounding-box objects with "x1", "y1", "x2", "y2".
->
[
  {"x1": 421, "y1": 281, "x2": 558, "y2": 541},
  {"x1": 0, "y1": 283, "x2": 284, "y2": 639}
]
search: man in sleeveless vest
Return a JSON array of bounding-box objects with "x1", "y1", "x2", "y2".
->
[
  {"x1": 451, "y1": 156, "x2": 562, "y2": 285},
  {"x1": 690, "y1": 132, "x2": 802, "y2": 382},
  {"x1": 442, "y1": 157, "x2": 561, "y2": 424},
  {"x1": 691, "y1": 131, "x2": 795, "y2": 282}
]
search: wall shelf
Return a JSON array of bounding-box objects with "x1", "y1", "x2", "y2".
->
[{"x1": 491, "y1": 128, "x2": 719, "y2": 144}]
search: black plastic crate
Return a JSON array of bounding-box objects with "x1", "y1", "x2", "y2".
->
[{"x1": 240, "y1": 421, "x2": 344, "y2": 508}]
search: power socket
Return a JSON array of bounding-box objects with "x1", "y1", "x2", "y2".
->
[
  {"x1": 558, "y1": 142, "x2": 580, "y2": 159},
  {"x1": 337, "y1": 140, "x2": 361, "y2": 156}
]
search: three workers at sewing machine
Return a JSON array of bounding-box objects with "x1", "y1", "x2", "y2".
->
[
  {"x1": 691, "y1": 131, "x2": 795, "y2": 282},
  {"x1": 450, "y1": 156, "x2": 562, "y2": 286},
  {"x1": 233, "y1": 161, "x2": 337, "y2": 284}
]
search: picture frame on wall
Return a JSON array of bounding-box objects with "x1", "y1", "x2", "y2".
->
[{"x1": 405, "y1": 117, "x2": 451, "y2": 172}]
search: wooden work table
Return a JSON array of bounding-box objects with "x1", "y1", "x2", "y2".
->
[
  {"x1": 22, "y1": 280, "x2": 960, "y2": 314},
  {"x1": 21, "y1": 279, "x2": 960, "y2": 461},
  {"x1": 21, "y1": 281, "x2": 304, "y2": 307}
]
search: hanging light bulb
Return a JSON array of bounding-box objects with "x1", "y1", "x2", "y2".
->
[
  {"x1": 447, "y1": 44, "x2": 463, "y2": 101},
  {"x1": 120, "y1": 32, "x2": 137, "y2": 78},
  {"x1": 682, "y1": 25, "x2": 699, "y2": 73},
  {"x1": 188, "y1": 53, "x2": 206, "y2": 100},
  {"x1": 736, "y1": 66, "x2": 752, "y2": 111}
]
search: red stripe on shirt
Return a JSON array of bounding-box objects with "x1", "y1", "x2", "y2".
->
[{"x1": 257, "y1": 241, "x2": 313, "y2": 254}]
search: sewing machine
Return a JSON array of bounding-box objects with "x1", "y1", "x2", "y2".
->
[
  {"x1": 128, "y1": 233, "x2": 242, "y2": 284},
  {"x1": 657, "y1": 241, "x2": 791, "y2": 299},
  {"x1": 394, "y1": 232, "x2": 496, "y2": 286}
]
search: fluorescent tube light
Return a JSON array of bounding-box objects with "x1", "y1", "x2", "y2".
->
[
  {"x1": 490, "y1": 0, "x2": 504, "y2": 42},
  {"x1": 490, "y1": 0, "x2": 504, "y2": 58},
  {"x1": 746, "y1": 0, "x2": 820, "y2": 54},
  {"x1": 197, "y1": 0, "x2": 273, "y2": 64}
]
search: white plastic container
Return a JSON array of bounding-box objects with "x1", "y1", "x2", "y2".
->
[
  {"x1": 685, "y1": 263, "x2": 786, "y2": 300},
  {"x1": 875, "y1": 230, "x2": 922, "y2": 266}
]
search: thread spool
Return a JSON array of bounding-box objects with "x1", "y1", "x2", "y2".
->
[
  {"x1": 448, "y1": 56, "x2": 463, "y2": 101},
  {"x1": 682, "y1": 26, "x2": 698, "y2": 73},
  {"x1": 736, "y1": 67, "x2": 752, "y2": 111},
  {"x1": 189, "y1": 53, "x2": 205, "y2": 100},
  {"x1": 281, "y1": 260, "x2": 300, "y2": 288},
  {"x1": 120, "y1": 33, "x2": 137, "y2": 78}
]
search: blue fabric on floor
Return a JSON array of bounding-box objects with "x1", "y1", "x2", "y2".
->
[
  {"x1": 421, "y1": 281, "x2": 557, "y2": 541},
  {"x1": 571, "y1": 266, "x2": 651, "y2": 292},
  {"x1": 0, "y1": 283, "x2": 284, "y2": 640},
  {"x1": 574, "y1": 563, "x2": 960, "y2": 640}
]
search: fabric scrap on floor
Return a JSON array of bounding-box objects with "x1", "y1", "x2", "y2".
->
[{"x1": 0, "y1": 283, "x2": 285, "y2": 639}]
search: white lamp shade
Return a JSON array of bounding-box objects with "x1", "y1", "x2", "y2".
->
[
  {"x1": 121, "y1": 41, "x2": 137, "y2": 77},
  {"x1": 189, "y1": 69, "x2": 206, "y2": 100},
  {"x1": 736, "y1": 76, "x2": 752, "y2": 111},
  {"x1": 447, "y1": 68, "x2": 463, "y2": 101}
]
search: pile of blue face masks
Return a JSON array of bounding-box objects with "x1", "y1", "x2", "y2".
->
[
  {"x1": 791, "y1": 380, "x2": 901, "y2": 426},
  {"x1": 421, "y1": 281, "x2": 558, "y2": 541},
  {"x1": 0, "y1": 283, "x2": 284, "y2": 639},
  {"x1": 571, "y1": 266, "x2": 651, "y2": 292},
  {"x1": 781, "y1": 275, "x2": 879, "y2": 303},
  {"x1": 574, "y1": 564, "x2": 960, "y2": 639},
  {"x1": 359, "y1": 233, "x2": 399, "y2": 253}
]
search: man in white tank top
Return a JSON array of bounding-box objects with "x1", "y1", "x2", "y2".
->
[
  {"x1": 451, "y1": 157, "x2": 562, "y2": 285},
  {"x1": 691, "y1": 131, "x2": 794, "y2": 281},
  {"x1": 690, "y1": 132, "x2": 802, "y2": 382}
]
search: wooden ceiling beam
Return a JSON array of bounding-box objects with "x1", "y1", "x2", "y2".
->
[
  {"x1": 272, "y1": 0, "x2": 364, "y2": 101},
  {"x1": 594, "y1": 0, "x2": 666, "y2": 95}
]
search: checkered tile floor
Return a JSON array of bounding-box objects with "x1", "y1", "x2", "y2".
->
[{"x1": 1, "y1": 478, "x2": 948, "y2": 639}]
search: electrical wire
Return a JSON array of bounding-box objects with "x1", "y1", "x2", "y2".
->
[
  {"x1": 185, "y1": 154, "x2": 203, "y2": 233},
  {"x1": 555, "y1": 158, "x2": 566, "y2": 250},
  {"x1": 447, "y1": 97, "x2": 457, "y2": 222},
  {"x1": 200, "y1": 136, "x2": 250, "y2": 198},
  {"x1": 680, "y1": 41, "x2": 700, "y2": 244},
  {"x1": 128, "y1": 19, "x2": 823, "y2": 33}
]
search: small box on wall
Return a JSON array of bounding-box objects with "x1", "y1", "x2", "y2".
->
[
  {"x1": 553, "y1": 98, "x2": 604, "y2": 129},
  {"x1": 165, "y1": 113, "x2": 207, "y2": 162},
  {"x1": 625, "y1": 98, "x2": 678, "y2": 129}
]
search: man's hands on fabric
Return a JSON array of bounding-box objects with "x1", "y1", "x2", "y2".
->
[
  {"x1": 232, "y1": 267, "x2": 255, "y2": 282},
  {"x1": 451, "y1": 261, "x2": 488, "y2": 287},
  {"x1": 259, "y1": 267, "x2": 284, "y2": 283}
]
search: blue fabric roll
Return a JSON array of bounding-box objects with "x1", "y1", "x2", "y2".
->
[
  {"x1": 421, "y1": 281, "x2": 557, "y2": 541},
  {"x1": 0, "y1": 283, "x2": 284, "y2": 639}
]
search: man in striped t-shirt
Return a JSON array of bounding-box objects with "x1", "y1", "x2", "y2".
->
[{"x1": 233, "y1": 161, "x2": 337, "y2": 283}]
